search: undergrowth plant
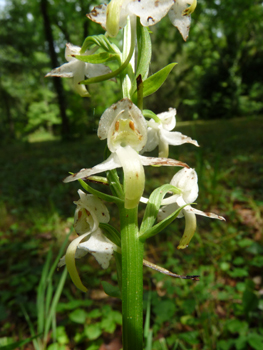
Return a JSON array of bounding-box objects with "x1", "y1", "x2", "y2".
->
[{"x1": 45, "y1": 1, "x2": 225, "y2": 349}]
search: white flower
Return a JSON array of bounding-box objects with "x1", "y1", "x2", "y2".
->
[
  {"x1": 142, "y1": 108, "x2": 199, "y2": 158},
  {"x1": 64, "y1": 98, "x2": 189, "y2": 209},
  {"x1": 87, "y1": 0, "x2": 197, "y2": 40},
  {"x1": 158, "y1": 168, "x2": 225, "y2": 249},
  {"x1": 45, "y1": 43, "x2": 112, "y2": 97},
  {"x1": 58, "y1": 190, "x2": 118, "y2": 292}
]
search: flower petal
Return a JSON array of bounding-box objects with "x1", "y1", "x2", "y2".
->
[
  {"x1": 128, "y1": 0, "x2": 175, "y2": 27},
  {"x1": 86, "y1": 4, "x2": 107, "y2": 29},
  {"x1": 78, "y1": 229, "x2": 117, "y2": 269},
  {"x1": 160, "y1": 129, "x2": 199, "y2": 147},
  {"x1": 140, "y1": 127, "x2": 159, "y2": 154},
  {"x1": 74, "y1": 190, "x2": 110, "y2": 234},
  {"x1": 184, "y1": 206, "x2": 226, "y2": 221},
  {"x1": 63, "y1": 153, "x2": 121, "y2": 183},
  {"x1": 65, "y1": 43, "x2": 81, "y2": 62},
  {"x1": 157, "y1": 108, "x2": 176, "y2": 131},
  {"x1": 116, "y1": 145, "x2": 145, "y2": 209},
  {"x1": 139, "y1": 155, "x2": 189, "y2": 168},
  {"x1": 169, "y1": 0, "x2": 192, "y2": 41},
  {"x1": 85, "y1": 63, "x2": 112, "y2": 78},
  {"x1": 45, "y1": 61, "x2": 75, "y2": 78},
  {"x1": 170, "y1": 168, "x2": 198, "y2": 203},
  {"x1": 158, "y1": 201, "x2": 184, "y2": 221}
]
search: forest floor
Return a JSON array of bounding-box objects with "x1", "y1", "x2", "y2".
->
[{"x1": 0, "y1": 116, "x2": 263, "y2": 350}]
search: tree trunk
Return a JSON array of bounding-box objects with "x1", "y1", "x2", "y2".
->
[{"x1": 40, "y1": 0, "x2": 70, "y2": 139}]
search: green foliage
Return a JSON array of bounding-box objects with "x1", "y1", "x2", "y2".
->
[{"x1": 135, "y1": 63, "x2": 177, "y2": 98}]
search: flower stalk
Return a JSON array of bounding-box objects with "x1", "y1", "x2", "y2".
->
[{"x1": 119, "y1": 205, "x2": 144, "y2": 350}]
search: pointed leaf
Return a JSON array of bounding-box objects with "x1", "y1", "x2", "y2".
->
[
  {"x1": 134, "y1": 63, "x2": 177, "y2": 98},
  {"x1": 135, "y1": 24, "x2": 152, "y2": 84}
]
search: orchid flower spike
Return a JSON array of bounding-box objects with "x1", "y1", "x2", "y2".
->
[
  {"x1": 58, "y1": 190, "x2": 118, "y2": 292},
  {"x1": 142, "y1": 108, "x2": 199, "y2": 158},
  {"x1": 45, "y1": 43, "x2": 112, "y2": 97},
  {"x1": 87, "y1": 0, "x2": 197, "y2": 40},
  {"x1": 158, "y1": 168, "x2": 225, "y2": 249},
  {"x1": 64, "y1": 99, "x2": 189, "y2": 209}
]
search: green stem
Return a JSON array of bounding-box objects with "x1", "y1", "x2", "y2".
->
[
  {"x1": 120, "y1": 205, "x2": 144, "y2": 350},
  {"x1": 121, "y1": 16, "x2": 136, "y2": 99}
]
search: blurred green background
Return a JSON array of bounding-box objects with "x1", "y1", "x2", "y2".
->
[{"x1": 0, "y1": 0, "x2": 263, "y2": 349}]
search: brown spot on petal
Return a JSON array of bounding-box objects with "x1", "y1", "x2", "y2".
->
[
  {"x1": 147, "y1": 16, "x2": 155, "y2": 24},
  {"x1": 115, "y1": 121, "x2": 119, "y2": 131},
  {"x1": 129, "y1": 121, "x2": 135, "y2": 131},
  {"x1": 85, "y1": 209, "x2": 91, "y2": 216},
  {"x1": 87, "y1": 4, "x2": 103, "y2": 18},
  {"x1": 78, "y1": 211, "x2": 82, "y2": 219},
  {"x1": 155, "y1": 0, "x2": 159, "y2": 7}
]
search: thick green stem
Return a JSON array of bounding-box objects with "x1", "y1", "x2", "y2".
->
[{"x1": 120, "y1": 205, "x2": 144, "y2": 350}]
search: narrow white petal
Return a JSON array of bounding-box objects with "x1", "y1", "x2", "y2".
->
[
  {"x1": 45, "y1": 61, "x2": 76, "y2": 78},
  {"x1": 184, "y1": 206, "x2": 226, "y2": 221},
  {"x1": 63, "y1": 153, "x2": 121, "y2": 183},
  {"x1": 139, "y1": 155, "x2": 189, "y2": 168},
  {"x1": 161, "y1": 129, "x2": 199, "y2": 147}
]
